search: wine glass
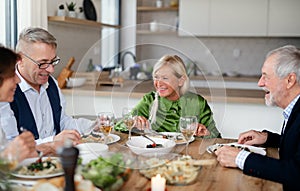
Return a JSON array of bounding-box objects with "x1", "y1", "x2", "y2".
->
[
  {"x1": 0, "y1": 142, "x2": 19, "y2": 188},
  {"x1": 97, "y1": 112, "x2": 115, "y2": 144},
  {"x1": 179, "y1": 116, "x2": 198, "y2": 155},
  {"x1": 122, "y1": 107, "x2": 137, "y2": 140}
]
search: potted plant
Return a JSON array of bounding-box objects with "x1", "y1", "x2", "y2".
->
[
  {"x1": 57, "y1": 4, "x2": 66, "y2": 16},
  {"x1": 77, "y1": 7, "x2": 85, "y2": 19},
  {"x1": 66, "y1": 2, "x2": 76, "y2": 18}
]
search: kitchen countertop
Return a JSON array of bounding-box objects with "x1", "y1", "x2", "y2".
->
[{"x1": 61, "y1": 77, "x2": 266, "y2": 104}]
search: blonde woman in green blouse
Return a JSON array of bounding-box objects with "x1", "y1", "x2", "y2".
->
[{"x1": 116, "y1": 55, "x2": 221, "y2": 138}]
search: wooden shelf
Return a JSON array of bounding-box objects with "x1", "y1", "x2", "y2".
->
[
  {"x1": 48, "y1": 16, "x2": 120, "y2": 28},
  {"x1": 137, "y1": 6, "x2": 178, "y2": 11},
  {"x1": 137, "y1": 30, "x2": 177, "y2": 35}
]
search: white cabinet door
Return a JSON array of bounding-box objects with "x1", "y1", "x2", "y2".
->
[
  {"x1": 210, "y1": 0, "x2": 268, "y2": 36},
  {"x1": 178, "y1": 0, "x2": 210, "y2": 36},
  {"x1": 268, "y1": 0, "x2": 300, "y2": 37}
]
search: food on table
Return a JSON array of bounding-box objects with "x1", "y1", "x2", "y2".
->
[
  {"x1": 139, "y1": 155, "x2": 201, "y2": 185},
  {"x1": 32, "y1": 175, "x2": 97, "y2": 191},
  {"x1": 211, "y1": 144, "x2": 251, "y2": 152},
  {"x1": 80, "y1": 153, "x2": 132, "y2": 190},
  {"x1": 146, "y1": 143, "x2": 163, "y2": 148},
  {"x1": 16, "y1": 157, "x2": 63, "y2": 176},
  {"x1": 80, "y1": 134, "x2": 114, "y2": 144}
]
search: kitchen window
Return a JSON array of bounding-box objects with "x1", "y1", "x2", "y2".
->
[{"x1": 0, "y1": 0, "x2": 18, "y2": 48}]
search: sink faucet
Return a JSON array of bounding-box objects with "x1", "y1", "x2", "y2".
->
[{"x1": 120, "y1": 51, "x2": 136, "y2": 71}]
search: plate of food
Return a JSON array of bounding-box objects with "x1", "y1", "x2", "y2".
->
[
  {"x1": 81, "y1": 133, "x2": 120, "y2": 144},
  {"x1": 158, "y1": 132, "x2": 195, "y2": 145},
  {"x1": 11, "y1": 157, "x2": 63, "y2": 179},
  {"x1": 139, "y1": 155, "x2": 201, "y2": 185},
  {"x1": 76, "y1": 142, "x2": 109, "y2": 155},
  {"x1": 207, "y1": 142, "x2": 266, "y2": 155},
  {"x1": 79, "y1": 152, "x2": 134, "y2": 191}
]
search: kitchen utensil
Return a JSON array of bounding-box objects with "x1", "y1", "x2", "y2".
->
[
  {"x1": 57, "y1": 57, "x2": 75, "y2": 89},
  {"x1": 66, "y1": 77, "x2": 86, "y2": 88},
  {"x1": 141, "y1": 134, "x2": 162, "y2": 148}
]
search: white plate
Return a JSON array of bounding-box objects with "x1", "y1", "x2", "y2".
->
[
  {"x1": 11, "y1": 157, "x2": 64, "y2": 179},
  {"x1": 207, "y1": 142, "x2": 266, "y2": 155},
  {"x1": 159, "y1": 132, "x2": 195, "y2": 145},
  {"x1": 76, "y1": 142, "x2": 109, "y2": 155},
  {"x1": 85, "y1": 133, "x2": 120, "y2": 144}
]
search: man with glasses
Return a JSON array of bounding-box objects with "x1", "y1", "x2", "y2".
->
[{"x1": 0, "y1": 27, "x2": 94, "y2": 155}]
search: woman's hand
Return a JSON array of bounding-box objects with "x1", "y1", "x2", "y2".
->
[
  {"x1": 195, "y1": 124, "x2": 210, "y2": 136},
  {"x1": 4, "y1": 131, "x2": 37, "y2": 162},
  {"x1": 134, "y1": 116, "x2": 150, "y2": 130}
]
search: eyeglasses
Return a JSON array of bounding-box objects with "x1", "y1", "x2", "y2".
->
[{"x1": 22, "y1": 53, "x2": 60, "y2": 69}]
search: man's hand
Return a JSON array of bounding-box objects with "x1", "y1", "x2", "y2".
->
[
  {"x1": 36, "y1": 130, "x2": 81, "y2": 156},
  {"x1": 54, "y1": 129, "x2": 81, "y2": 145},
  {"x1": 215, "y1": 146, "x2": 240, "y2": 168},
  {"x1": 238, "y1": 130, "x2": 268, "y2": 145}
]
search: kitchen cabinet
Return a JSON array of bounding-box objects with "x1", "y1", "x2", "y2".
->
[
  {"x1": 179, "y1": 0, "x2": 268, "y2": 37},
  {"x1": 178, "y1": 0, "x2": 209, "y2": 36},
  {"x1": 210, "y1": 0, "x2": 268, "y2": 36},
  {"x1": 268, "y1": 0, "x2": 300, "y2": 37}
]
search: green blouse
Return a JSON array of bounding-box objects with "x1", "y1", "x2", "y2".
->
[{"x1": 115, "y1": 91, "x2": 221, "y2": 138}]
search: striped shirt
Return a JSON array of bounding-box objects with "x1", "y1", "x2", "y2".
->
[{"x1": 235, "y1": 95, "x2": 300, "y2": 170}]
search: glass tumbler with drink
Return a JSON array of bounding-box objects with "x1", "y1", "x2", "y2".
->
[{"x1": 179, "y1": 116, "x2": 198, "y2": 155}]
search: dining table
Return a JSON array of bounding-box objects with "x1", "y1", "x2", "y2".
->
[
  {"x1": 7, "y1": 130, "x2": 282, "y2": 191},
  {"x1": 110, "y1": 131, "x2": 282, "y2": 191}
]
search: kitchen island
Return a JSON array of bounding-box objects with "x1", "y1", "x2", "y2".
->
[{"x1": 61, "y1": 78, "x2": 282, "y2": 139}]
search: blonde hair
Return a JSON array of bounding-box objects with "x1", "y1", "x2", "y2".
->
[{"x1": 149, "y1": 55, "x2": 190, "y2": 124}]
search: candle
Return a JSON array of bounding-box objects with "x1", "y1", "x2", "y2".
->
[{"x1": 151, "y1": 174, "x2": 166, "y2": 191}]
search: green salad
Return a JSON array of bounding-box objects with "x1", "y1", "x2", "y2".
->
[{"x1": 80, "y1": 153, "x2": 132, "y2": 191}]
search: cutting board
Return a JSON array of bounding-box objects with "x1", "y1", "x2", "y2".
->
[{"x1": 57, "y1": 57, "x2": 75, "y2": 89}]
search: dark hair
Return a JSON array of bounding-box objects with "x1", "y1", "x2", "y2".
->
[{"x1": 0, "y1": 46, "x2": 20, "y2": 86}]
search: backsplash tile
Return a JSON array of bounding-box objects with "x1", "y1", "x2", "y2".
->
[{"x1": 137, "y1": 35, "x2": 300, "y2": 76}]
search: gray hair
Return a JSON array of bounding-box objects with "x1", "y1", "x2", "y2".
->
[
  {"x1": 16, "y1": 27, "x2": 57, "y2": 52},
  {"x1": 267, "y1": 45, "x2": 300, "y2": 83},
  {"x1": 152, "y1": 55, "x2": 190, "y2": 95}
]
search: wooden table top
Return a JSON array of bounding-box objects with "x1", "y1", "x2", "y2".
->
[{"x1": 111, "y1": 131, "x2": 282, "y2": 191}]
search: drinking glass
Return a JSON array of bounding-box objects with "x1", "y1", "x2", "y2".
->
[
  {"x1": 97, "y1": 112, "x2": 115, "y2": 144},
  {"x1": 122, "y1": 107, "x2": 137, "y2": 140},
  {"x1": 0, "y1": 142, "x2": 19, "y2": 188},
  {"x1": 179, "y1": 116, "x2": 198, "y2": 155}
]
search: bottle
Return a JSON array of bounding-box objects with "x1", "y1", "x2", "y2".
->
[{"x1": 58, "y1": 140, "x2": 79, "y2": 191}]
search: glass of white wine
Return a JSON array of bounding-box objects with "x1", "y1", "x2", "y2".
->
[
  {"x1": 97, "y1": 112, "x2": 115, "y2": 144},
  {"x1": 179, "y1": 116, "x2": 198, "y2": 155},
  {"x1": 122, "y1": 107, "x2": 137, "y2": 140},
  {"x1": 0, "y1": 142, "x2": 19, "y2": 189}
]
